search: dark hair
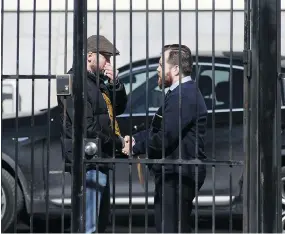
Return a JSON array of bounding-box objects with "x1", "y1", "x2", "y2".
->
[{"x1": 163, "y1": 44, "x2": 193, "y2": 76}]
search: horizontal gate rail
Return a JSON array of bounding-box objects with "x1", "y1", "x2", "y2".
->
[
  {"x1": 1, "y1": 75, "x2": 57, "y2": 79},
  {"x1": 81, "y1": 158, "x2": 244, "y2": 166}
]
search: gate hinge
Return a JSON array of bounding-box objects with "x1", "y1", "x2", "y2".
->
[
  {"x1": 56, "y1": 74, "x2": 73, "y2": 96},
  {"x1": 243, "y1": 49, "x2": 252, "y2": 79}
]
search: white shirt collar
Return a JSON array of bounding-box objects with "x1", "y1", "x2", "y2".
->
[{"x1": 169, "y1": 76, "x2": 192, "y2": 91}]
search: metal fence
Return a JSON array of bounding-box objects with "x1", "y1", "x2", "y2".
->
[{"x1": 1, "y1": 0, "x2": 283, "y2": 233}]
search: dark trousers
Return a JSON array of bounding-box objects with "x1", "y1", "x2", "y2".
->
[
  {"x1": 154, "y1": 175, "x2": 203, "y2": 233},
  {"x1": 97, "y1": 174, "x2": 110, "y2": 233}
]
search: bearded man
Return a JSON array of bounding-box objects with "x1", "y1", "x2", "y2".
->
[{"x1": 122, "y1": 44, "x2": 208, "y2": 233}]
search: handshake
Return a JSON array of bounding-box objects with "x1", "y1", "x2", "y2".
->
[{"x1": 121, "y1": 135, "x2": 136, "y2": 156}]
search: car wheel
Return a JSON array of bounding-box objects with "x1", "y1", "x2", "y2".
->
[{"x1": 1, "y1": 169, "x2": 24, "y2": 232}]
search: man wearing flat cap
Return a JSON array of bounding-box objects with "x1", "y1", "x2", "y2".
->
[{"x1": 58, "y1": 35, "x2": 127, "y2": 233}]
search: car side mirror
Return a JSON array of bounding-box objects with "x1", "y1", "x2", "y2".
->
[{"x1": 280, "y1": 73, "x2": 285, "y2": 105}]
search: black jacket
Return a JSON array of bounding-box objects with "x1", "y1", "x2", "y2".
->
[
  {"x1": 132, "y1": 80, "x2": 207, "y2": 183},
  {"x1": 57, "y1": 68, "x2": 127, "y2": 172}
]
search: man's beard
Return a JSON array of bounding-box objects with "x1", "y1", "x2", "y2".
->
[{"x1": 158, "y1": 72, "x2": 171, "y2": 89}]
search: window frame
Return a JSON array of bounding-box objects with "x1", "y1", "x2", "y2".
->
[
  {"x1": 118, "y1": 64, "x2": 159, "y2": 115},
  {"x1": 118, "y1": 61, "x2": 245, "y2": 117},
  {"x1": 198, "y1": 62, "x2": 244, "y2": 113}
]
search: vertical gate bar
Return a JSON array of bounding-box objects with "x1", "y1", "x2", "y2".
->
[
  {"x1": 70, "y1": 168, "x2": 74, "y2": 233},
  {"x1": 82, "y1": 0, "x2": 88, "y2": 231},
  {"x1": 95, "y1": 1, "x2": 100, "y2": 233},
  {"x1": 14, "y1": 0, "x2": 20, "y2": 232},
  {"x1": 61, "y1": 0, "x2": 69, "y2": 232},
  {"x1": 144, "y1": 0, "x2": 150, "y2": 231},
  {"x1": 144, "y1": 0, "x2": 149, "y2": 231},
  {"x1": 45, "y1": 0, "x2": 52, "y2": 231},
  {"x1": 82, "y1": 163, "x2": 87, "y2": 234},
  {"x1": 64, "y1": 0, "x2": 68, "y2": 74},
  {"x1": 161, "y1": 0, "x2": 165, "y2": 232},
  {"x1": 128, "y1": 1, "x2": 133, "y2": 232},
  {"x1": 194, "y1": 0, "x2": 199, "y2": 232},
  {"x1": 30, "y1": 0, "x2": 36, "y2": 232},
  {"x1": 249, "y1": 0, "x2": 261, "y2": 231},
  {"x1": 211, "y1": 0, "x2": 216, "y2": 155},
  {"x1": 129, "y1": 0, "x2": 133, "y2": 230},
  {"x1": 178, "y1": 0, "x2": 182, "y2": 232},
  {"x1": 112, "y1": 0, "x2": 116, "y2": 140},
  {"x1": 242, "y1": 0, "x2": 251, "y2": 231},
  {"x1": 112, "y1": 0, "x2": 116, "y2": 152},
  {"x1": 275, "y1": 0, "x2": 282, "y2": 231},
  {"x1": 211, "y1": 165, "x2": 216, "y2": 233},
  {"x1": 211, "y1": 0, "x2": 216, "y2": 232},
  {"x1": 71, "y1": 0, "x2": 87, "y2": 231},
  {"x1": 228, "y1": 0, "x2": 234, "y2": 232},
  {"x1": 112, "y1": 0, "x2": 117, "y2": 232},
  {"x1": 1, "y1": 0, "x2": 3, "y2": 73},
  {"x1": 95, "y1": 166, "x2": 99, "y2": 234},
  {"x1": 258, "y1": 0, "x2": 281, "y2": 232},
  {"x1": 61, "y1": 96, "x2": 67, "y2": 233},
  {"x1": 1, "y1": 0, "x2": 3, "y2": 115}
]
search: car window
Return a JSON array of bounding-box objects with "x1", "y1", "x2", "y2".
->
[
  {"x1": 119, "y1": 70, "x2": 157, "y2": 95},
  {"x1": 198, "y1": 65, "x2": 244, "y2": 110},
  {"x1": 119, "y1": 69, "x2": 159, "y2": 114}
]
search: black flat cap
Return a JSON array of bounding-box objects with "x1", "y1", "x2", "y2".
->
[{"x1": 87, "y1": 35, "x2": 120, "y2": 56}]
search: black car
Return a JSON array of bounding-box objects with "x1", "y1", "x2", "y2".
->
[{"x1": 2, "y1": 51, "x2": 285, "y2": 232}]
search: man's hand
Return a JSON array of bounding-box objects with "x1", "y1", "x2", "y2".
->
[
  {"x1": 122, "y1": 141, "x2": 131, "y2": 156},
  {"x1": 124, "y1": 135, "x2": 135, "y2": 144},
  {"x1": 104, "y1": 63, "x2": 119, "y2": 82},
  {"x1": 122, "y1": 135, "x2": 135, "y2": 156}
]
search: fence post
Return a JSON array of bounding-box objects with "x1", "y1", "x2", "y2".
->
[
  {"x1": 242, "y1": 0, "x2": 251, "y2": 231},
  {"x1": 248, "y1": 0, "x2": 282, "y2": 232},
  {"x1": 71, "y1": 0, "x2": 87, "y2": 232}
]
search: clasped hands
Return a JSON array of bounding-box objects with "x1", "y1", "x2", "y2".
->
[{"x1": 122, "y1": 135, "x2": 135, "y2": 156}]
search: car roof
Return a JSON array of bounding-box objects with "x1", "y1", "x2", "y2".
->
[{"x1": 118, "y1": 50, "x2": 285, "y2": 72}]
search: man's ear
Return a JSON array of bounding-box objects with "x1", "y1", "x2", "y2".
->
[
  {"x1": 87, "y1": 52, "x2": 93, "y2": 62},
  {"x1": 173, "y1": 65, "x2": 180, "y2": 76}
]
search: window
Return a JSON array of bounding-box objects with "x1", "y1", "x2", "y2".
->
[
  {"x1": 119, "y1": 69, "x2": 159, "y2": 114},
  {"x1": 120, "y1": 70, "x2": 157, "y2": 95},
  {"x1": 198, "y1": 65, "x2": 244, "y2": 110}
]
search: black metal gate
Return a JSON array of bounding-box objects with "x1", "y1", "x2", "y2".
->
[
  {"x1": 243, "y1": 0, "x2": 283, "y2": 232},
  {"x1": 1, "y1": 0, "x2": 283, "y2": 233}
]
